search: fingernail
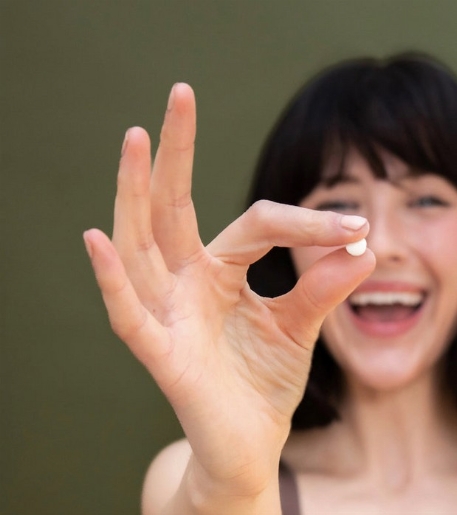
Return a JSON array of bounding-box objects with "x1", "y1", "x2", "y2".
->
[
  {"x1": 167, "y1": 84, "x2": 177, "y2": 110},
  {"x1": 340, "y1": 215, "x2": 367, "y2": 231},
  {"x1": 121, "y1": 129, "x2": 130, "y2": 157},
  {"x1": 83, "y1": 232, "x2": 94, "y2": 259}
]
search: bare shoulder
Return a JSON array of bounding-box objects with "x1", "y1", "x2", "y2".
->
[{"x1": 141, "y1": 438, "x2": 192, "y2": 515}]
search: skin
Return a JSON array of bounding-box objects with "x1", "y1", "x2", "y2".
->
[
  {"x1": 85, "y1": 84, "x2": 457, "y2": 513},
  {"x1": 84, "y1": 84, "x2": 375, "y2": 515},
  {"x1": 293, "y1": 150, "x2": 457, "y2": 393},
  {"x1": 285, "y1": 149, "x2": 457, "y2": 513}
]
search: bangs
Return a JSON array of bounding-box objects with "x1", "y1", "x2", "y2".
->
[
  {"x1": 248, "y1": 53, "x2": 457, "y2": 209},
  {"x1": 315, "y1": 56, "x2": 456, "y2": 186}
]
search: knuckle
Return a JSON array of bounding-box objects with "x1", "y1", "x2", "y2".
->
[
  {"x1": 101, "y1": 273, "x2": 129, "y2": 297},
  {"x1": 134, "y1": 234, "x2": 157, "y2": 253},
  {"x1": 298, "y1": 209, "x2": 336, "y2": 246},
  {"x1": 109, "y1": 309, "x2": 148, "y2": 342},
  {"x1": 300, "y1": 282, "x2": 327, "y2": 315},
  {"x1": 116, "y1": 167, "x2": 149, "y2": 196},
  {"x1": 303, "y1": 208, "x2": 327, "y2": 232},
  {"x1": 165, "y1": 191, "x2": 193, "y2": 209},
  {"x1": 160, "y1": 124, "x2": 195, "y2": 153},
  {"x1": 247, "y1": 199, "x2": 276, "y2": 226}
]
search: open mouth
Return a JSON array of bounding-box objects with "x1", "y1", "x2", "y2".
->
[{"x1": 348, "y1": 291, "x2": 425, "y2": 323}]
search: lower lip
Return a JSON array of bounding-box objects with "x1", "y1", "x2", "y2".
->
[{"x1": 344, "y1": 300, "x2": 427, "y2": 338}]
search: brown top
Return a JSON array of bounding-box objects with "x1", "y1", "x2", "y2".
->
[{"x1": 279, "y1": 461, "x2": 301, "y2": 515}]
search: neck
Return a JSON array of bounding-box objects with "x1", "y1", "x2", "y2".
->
[{"x1": 336, "y1": 369, "x2": 457, "y2": 489}]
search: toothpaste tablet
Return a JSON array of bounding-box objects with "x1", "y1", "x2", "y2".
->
[{"x1": 345, "y1": 238, "x2": 367, "y2": 257}]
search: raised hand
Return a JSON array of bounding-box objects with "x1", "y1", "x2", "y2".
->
[{"x1": 83, "y1": 83, "x2": 375, "y2": 505}]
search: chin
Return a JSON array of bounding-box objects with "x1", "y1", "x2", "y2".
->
[
  {"x1": 321, "y1": 310, "x2": 445, "y2": 395},
  {"x1": 343, "y1": 353, "x2": 434, "y2": 394}
]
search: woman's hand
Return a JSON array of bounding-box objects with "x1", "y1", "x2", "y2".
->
[{"x1": 83, "y1": 83, "x2": 375, "y2": 504}]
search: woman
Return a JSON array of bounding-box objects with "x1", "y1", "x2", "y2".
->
[{"x1": 84, "y1": 53, "x2": 457, "y2": 514}]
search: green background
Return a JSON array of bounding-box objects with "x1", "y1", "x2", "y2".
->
[{"x1": 3, "y1": 1, "x2": 457, "y2": 513}]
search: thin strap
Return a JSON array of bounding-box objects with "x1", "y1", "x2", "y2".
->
[{"x1": 279, "y1": 461, "x2": 301, "y2": 515}]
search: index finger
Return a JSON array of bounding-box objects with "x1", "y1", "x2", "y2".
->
[{"x1": 207, "y1": 200, "x2": 369, "y2": 266}]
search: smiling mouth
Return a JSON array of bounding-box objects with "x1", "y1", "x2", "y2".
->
[{"x1": 348, "y1": 291, "x2": 425, "y2": 323}]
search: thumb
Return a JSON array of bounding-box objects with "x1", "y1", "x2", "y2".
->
[{"x1": 271, "y1": 248, "x2": 375, "y2": 347}]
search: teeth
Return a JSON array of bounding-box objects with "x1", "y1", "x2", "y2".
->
[{"x1": 349, "y1": 291, "x2": 424, "y2": 306}]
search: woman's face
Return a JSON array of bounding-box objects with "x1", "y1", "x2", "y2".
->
[{"x1": 291, "y1": 149, "x2": 457, "y2": 391}]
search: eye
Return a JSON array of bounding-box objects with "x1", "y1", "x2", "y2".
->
[
  {"x1": 315, "y1": 200, "x2": 359, "y2": 213},
  {"x1": 410, "y1": 195, "x2": 449, "y2": 208}
]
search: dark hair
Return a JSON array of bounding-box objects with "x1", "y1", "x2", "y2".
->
[{"x1": 246, "y1": 52, "x2": 457, "y2": 430}]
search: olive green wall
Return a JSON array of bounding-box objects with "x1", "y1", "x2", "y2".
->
[{"x1": 3, "y1": 1, "x2": 457, "y2": 513}]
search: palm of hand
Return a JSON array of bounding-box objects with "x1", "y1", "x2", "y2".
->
[{"x1": 84, "y1": 83, "x2": 375, "y2": 491}]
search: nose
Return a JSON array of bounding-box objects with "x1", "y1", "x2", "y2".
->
[{"x1": 366, "y1": 206, "x2": 408, "y2": 265}]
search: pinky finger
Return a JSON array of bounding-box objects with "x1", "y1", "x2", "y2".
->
[{"x1": 83, "y1": 229, "x2": 170, "y2": 371}]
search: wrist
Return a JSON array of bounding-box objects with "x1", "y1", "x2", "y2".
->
[{"x1": 176, "y1": 455, "x2": 282, "y2": 515}]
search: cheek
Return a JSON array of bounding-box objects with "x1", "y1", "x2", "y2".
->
[
  {"x1": 414, "y1": 218, "x2": 457, "y2": 278},
  {"x1": 290, "y1": 246, "x2": 340, "y2": 275}
]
